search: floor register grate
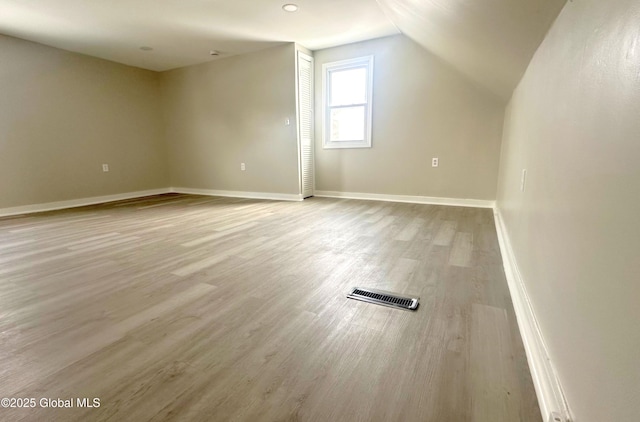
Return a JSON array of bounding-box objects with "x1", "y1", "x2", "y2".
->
[{"x1": 346, "y1": 287, "x2": 419, "y2": 311}]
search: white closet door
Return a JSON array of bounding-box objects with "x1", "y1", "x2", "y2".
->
[{"x1": 298, "y1": 52, "x2": 314, "y2": 199}]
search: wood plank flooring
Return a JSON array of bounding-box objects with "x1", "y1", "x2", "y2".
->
[{"x1": 0, "y1": 194, "x2": 540, "y2": 421}]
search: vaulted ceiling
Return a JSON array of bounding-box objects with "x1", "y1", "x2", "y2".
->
[
  {"x1": 375, "y1": 0, "x2": 566, "y2": 99},
  {"x1": 0, "y1": 0, "x2": 565, "y2": 100}
]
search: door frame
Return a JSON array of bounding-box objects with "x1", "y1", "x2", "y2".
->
[{"x1": 295, "y1": 50, "x2": 315, "y2": 199}]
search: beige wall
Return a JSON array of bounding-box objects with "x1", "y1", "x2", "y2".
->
[
  {"x1": 0, "y1": 35, "x2": 168, "y2": 209},
  {"x1": 313, "y1": 35, "x2": 505, "y2": 200},
  {"x1": 160, "y1": 44, "x2": 300, "y2": 195},
  {"x1": 2, "y1": 34, "x2": 505, "y2": 205},
  {"x1": 496, "y1": 0, "x2": 640, "y2": 420}
]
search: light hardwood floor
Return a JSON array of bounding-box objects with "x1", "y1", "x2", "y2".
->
[{"x1": 0, "y1": 194, "x2": 540, "y2": 421}]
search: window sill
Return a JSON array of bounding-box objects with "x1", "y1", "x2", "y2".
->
[{"x1": 323, "y1": 141, "x2": 371, "y2": 149}]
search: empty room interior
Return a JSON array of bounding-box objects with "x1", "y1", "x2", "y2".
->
[{"x1": 1, "y1": 0, "x2": 638, "y2": 421}]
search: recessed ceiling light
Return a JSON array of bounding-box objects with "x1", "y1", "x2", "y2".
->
[
  {"x1": 139, "y1": 46, "x2": 153, "y2": 51},
  {"x1": 282, "y1": 4, "x2": 298, "y2": 12}
]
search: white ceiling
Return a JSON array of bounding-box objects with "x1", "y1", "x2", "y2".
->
[
  {"x1": 0, "y1": 0, "x2": 565, "y2": 100},
  {"x1": 0, "y1": 0, "x2": 399, "y2": 72},
  {"x1": 376, "y1": 0, "x2": 566, "y2": 99}
]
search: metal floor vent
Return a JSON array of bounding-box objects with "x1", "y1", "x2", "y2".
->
[{"x1": 347, "y1": 287, "x2": 419, "y2": 311}]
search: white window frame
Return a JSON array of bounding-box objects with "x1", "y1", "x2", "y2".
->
[{"x1": 322, "y1": 55, "x2": 374, "y2": 149}]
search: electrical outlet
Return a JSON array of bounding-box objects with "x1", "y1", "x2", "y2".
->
[
  {"x1": 102, "y1": 164, "x2": 109, "y2": 172},
  {"x1": 548, "y1": 411, "x2": 568, "y2": 422},
  {"x1": 432, "y1": 158, "x2": 439, "y2": 167},
  {"x1": 240, "y1": 163, "x2": 246, "y2": 171},
  {"x1": 521, "y1": 169, "x2": 527, "y2": 192}
]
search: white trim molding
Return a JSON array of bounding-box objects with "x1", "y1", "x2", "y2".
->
[
  {"x1": 314, "y1": 190, "x2": 495, "y2": 208},
  {"x1": 170, "y1": 187, "x2": 303, "y2": 202},
  {"x1": 322, "y1": 55, "x2": 374, "y2": 149},
  {"x1": 493, "y1": 209, "x2": 573, "y2": 422},
  {"x1": 0, "y1": 188, "x2": 171, "y2": 218},
  {"x1": 0, "y1": 187, "x2": 304, "y2": 217}
]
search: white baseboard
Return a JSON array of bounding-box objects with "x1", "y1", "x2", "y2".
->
[
  {"x1": 0, "y1": 187, "x2": 303, "y2": 217},
  {"x1": 314, "y1": 190, "x2": 495, "y2": 208},
  {"x1": 493, "y1": 209, "x2": 572, "y2": 422},
  {"x1": 0, "y1": 188, "x2": 172, "y2": 217},
  {"x1": 1, "y1": 188, "x2": 485, "y2": 217},
  {"x1": 170, "y1": 187, "x2": 303, "y2": 202}
]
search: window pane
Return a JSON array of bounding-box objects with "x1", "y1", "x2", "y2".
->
[
  {"x1": 330, "y1": 106, "x2": 365, "y2": 141},
  {"x1": 330, "y1": 67, "x2": 367, "y2": 106}
]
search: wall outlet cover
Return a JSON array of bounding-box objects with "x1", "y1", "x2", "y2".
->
[{"x1": 547, "y1": 411, "x2": 569, "y2": 422}]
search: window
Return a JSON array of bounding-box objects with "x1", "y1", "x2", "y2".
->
[{"x1": 322, "y1": 56, "x2": 374, "y2": 149}]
